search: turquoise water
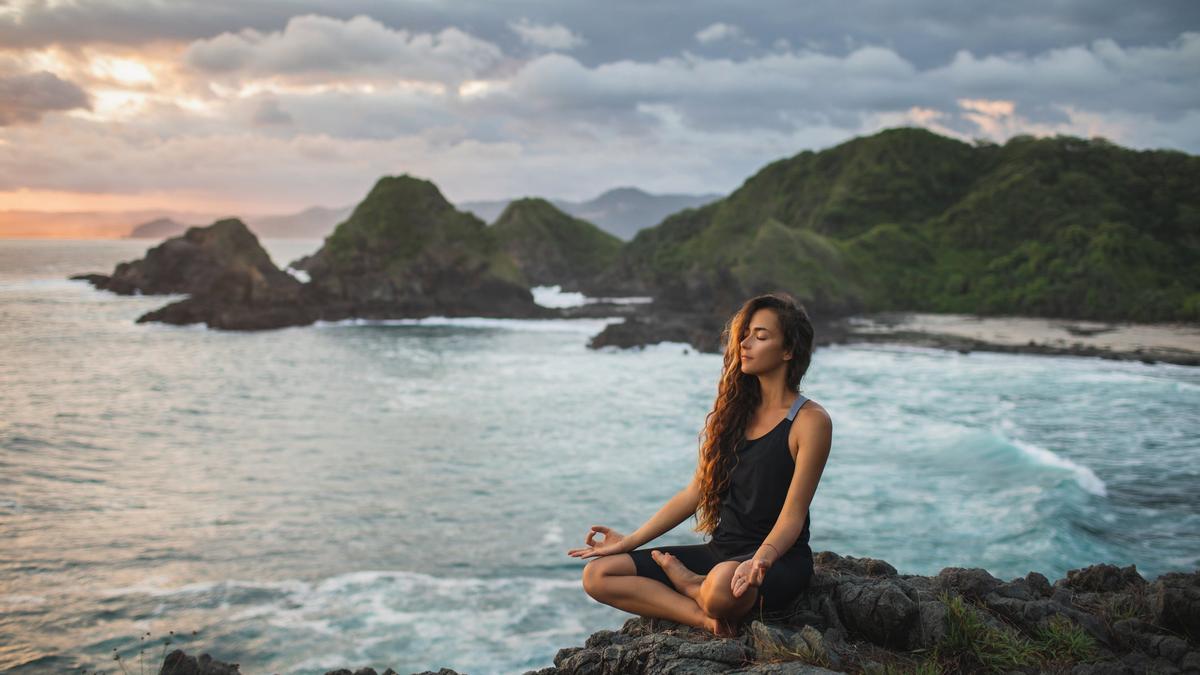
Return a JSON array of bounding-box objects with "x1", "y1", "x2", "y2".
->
[{"x1": 1, "y1": 239, "x2": 1197, "y2": 674}]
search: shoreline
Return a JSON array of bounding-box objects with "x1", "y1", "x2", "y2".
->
[
  {"x1": 825, "y1": 311, "x2": 1200, "y2": 367},
  {"x1": 145, "y1": 554, "x2": 1200, "y2": 675}
]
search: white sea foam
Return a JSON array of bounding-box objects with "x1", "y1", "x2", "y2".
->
[
  {"x1": 94, "y1": 569, "x2": 592, "y2": 673},
  {"x1": 311, "y1": 315, "x2": 624, "y2": 334},
  {"x1": 541, "y1": 522, "x2": 564, "y2": 546},
  {"x1": 1009, "y1": 437, "x2": 1108, "y2": 497},
  {"x1": 531, "y1": 284, "x2": 653, "y2": 308}
]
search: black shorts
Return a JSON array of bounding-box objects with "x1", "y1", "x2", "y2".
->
[{"x1": 627, "y1": 541, "x2": 813, "y2": 614}]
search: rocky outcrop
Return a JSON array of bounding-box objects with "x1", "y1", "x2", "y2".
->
[
  {"x1": 71, "y1": 176, "x2": 564, "y2": 330},
  {"x1": 152, "y1": 554, "x2": 1199, "y2": 674},
  {"x1": 294, "y1": 175, "x2": 553, "y2": 320},
  {"x1": 491, "y1": 198, "x2": 623, "y2": 292},
  {"x1": 73, "y1": 218, "x2": 296, "y2": 298},
  {"x1": 71, "y1": 217, "x2": 319, "y2": 330}
]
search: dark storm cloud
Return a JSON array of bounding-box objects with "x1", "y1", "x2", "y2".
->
[{"x1": 0, "y1": 66, "x2": 90, "y2": 125}]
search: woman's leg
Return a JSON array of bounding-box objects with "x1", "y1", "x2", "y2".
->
[
  {"x1": 695, "y1": 560, "x2": 762, "y2": 621},
  {"x1": 581, "y1": 552, "x2": 716, "y2": 631}
]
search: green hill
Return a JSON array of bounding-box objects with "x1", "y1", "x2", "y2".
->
[
  {"x1": 595, "y1": 127, "x2": 1200, "y2": 322},
  {"x1": 491, "y1": 197, "x2": 622, "y2": 290},
  {"x1": 301, "y1": 175, "x2": 536, "y2": 314}
]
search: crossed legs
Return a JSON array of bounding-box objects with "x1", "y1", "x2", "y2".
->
[{"x1": 581, "y1": 550, "x2": 760, "y2": 637}]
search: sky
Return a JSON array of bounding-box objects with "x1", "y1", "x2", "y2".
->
[{"x1": 1, "y1": 0, "x2": 1198, "y2": 226}]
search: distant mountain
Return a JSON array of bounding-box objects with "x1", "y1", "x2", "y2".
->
[
  {"x1": 584, "y1": 126, "x2": 1200, "y2": 323},
  {"x1": 126, "y1": 217, "x2": 188, "y2": 239},
  {"x1": 460, "y1": 186, "x2": 723, "y2": 240},
  {"x1": 491, "y1": 198, "x2": 623, "y2": 291},
  {"x1": 248, "y1": 205, "x2": 354, "y2": 238},
  {"x1": 123, "y1": 205, "x2": 353, "y2": 240}
]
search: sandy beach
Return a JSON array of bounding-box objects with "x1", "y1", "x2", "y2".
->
[{"x1": 838, "y1": 312, "x2": 1200, "y2": 366}]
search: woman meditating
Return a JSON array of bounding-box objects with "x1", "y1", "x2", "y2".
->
[{"x1": 568, "y1": 292, "x2": 833, "y2": 637}]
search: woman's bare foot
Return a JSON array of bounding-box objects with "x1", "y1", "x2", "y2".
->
[
  {"x1": 703, "y1": 615, "x2": 740, "y2": 638},
  {"x1": 650, "y1": 550, "x2": 705, "y2": 601}
]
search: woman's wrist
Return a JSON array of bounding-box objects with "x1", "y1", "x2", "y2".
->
[{"x1": 756, "y1": 542, "x2": 781, "y2": 564}]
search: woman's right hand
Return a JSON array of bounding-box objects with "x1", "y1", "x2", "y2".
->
[{"x1": 567, "y1": 525, "x2": 630, "y2": 559}]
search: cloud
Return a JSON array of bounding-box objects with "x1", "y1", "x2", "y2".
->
[
  {"x1": 184, "y1": 14, "x2": 505, "y2": 85},
  {"x1": 0, "y1": 66, "x2": 90, "y2": 125},
  {"x1": 508, "y1": 18, "x2": 585, "y2": 51},
  {"x1": 694, "y1": 22, "x2": 743, "y2": 45},
  {"x1": 1, "y1": 7, "x2": 1199, "y2": 210},
  {"x1": 251, "y1": 98, "x2": 293, "y2": 126}
]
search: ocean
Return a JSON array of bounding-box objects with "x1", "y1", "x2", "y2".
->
[{"x1": 1, "y1": 239, "x2": 1197, "y2": 674}]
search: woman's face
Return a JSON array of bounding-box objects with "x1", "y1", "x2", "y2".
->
[{"x1": 738, "y1": 307, "x2": 791, "y2": 375}]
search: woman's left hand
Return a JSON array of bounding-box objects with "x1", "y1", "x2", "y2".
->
[{"x1": 731, "y1": 557, "x2": 771, "y2": 598}]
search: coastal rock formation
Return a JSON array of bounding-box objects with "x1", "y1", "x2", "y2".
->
[
  {"x1": 72, "y1": 218, "x2": 297, "y2": 298},
  {"x1": 153, "y1": 553, "x2": 1200, "y2": 674},
  {"x1": 72, "y1": 176, "x2": 563, "y2": 329},
  {"x1": 294, "y1": 175, "x2": 553, "y2": 319},
  {"x1": 491, "y1": 197, "x2": 623, "y2": 292},
  {"x1": 72, "y1": 217, "x2": 318, "y2": 330}
]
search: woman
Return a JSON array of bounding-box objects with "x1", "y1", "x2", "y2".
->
[{"x1": 568, "y1": 292, "x2": 832, "y2": 637}]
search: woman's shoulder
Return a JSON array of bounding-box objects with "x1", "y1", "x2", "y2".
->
[
  {"x1": 788, "y1": 398, "x2": 832, "y2": 457},
  {"x1": 794, "y1": 397, "x2": 832, "y2": 427}
]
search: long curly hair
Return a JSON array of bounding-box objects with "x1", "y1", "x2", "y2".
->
[{"x1": 692, "y1": 292, "x2": 815, "y2": 536}]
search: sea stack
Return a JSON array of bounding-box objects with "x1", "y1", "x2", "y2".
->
[
  {"x1": 71, "y1": 217, "x2": 301, "y2": 300},
  {"x1": 295, "y1": 174, "x2": 554, "y2": 319}
]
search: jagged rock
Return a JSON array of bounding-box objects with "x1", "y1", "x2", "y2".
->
[
  {"x1": 72, "y1": 218, "x2": 295, "y2": 298},
  {"x1": 73, "y1": 177, "x2": 570, "y2": 330},
  {"x1": 1153, "y1": 570, "x2": 1200, "y2": 643},
  {"x1": 747, "y1": 621, "x2": 842, "y2": 671},
  {"x1": 935, "y1": 566, "x2": 1004, "y2": 601},
  {"x1": 154, "y1": 559, "x2": 1198, "y2": 674},
  {"x1": 301, "y1": 175, "x2": 551, "y2": 319},
  {"x1": 551, "y1": 620, "x2": 752, "y2": 674},
  {"x1": 158, "y1": 649, "x2": 242, "y2": 674},
  {"x1": 71, "y1": 217, "x2": 319, "y2": 329},
  {"x1": 1061, "y1": 563, "x2": 1147, "y2": 593},
  {"x1": 588, "y1": 312, "x2": 726, "y2": 353}
]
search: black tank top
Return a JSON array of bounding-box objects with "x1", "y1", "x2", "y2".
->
[{"x1": 710, "y1": 394, "x2": 812, "y2": 558}]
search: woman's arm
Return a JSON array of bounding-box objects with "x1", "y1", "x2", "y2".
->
[
  {"x1": 756, "y1": 408, "x2": 832, "y2": 564},
  {"x1": 620, "y1": 472, "x2": 702, "y2": 551}
]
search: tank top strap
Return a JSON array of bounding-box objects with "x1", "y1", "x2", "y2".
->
[{"x1": 786, "y1": 393, "x2": 808, "y2": 421}]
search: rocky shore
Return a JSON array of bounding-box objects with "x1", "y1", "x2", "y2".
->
[
  {"x1": 145, "y1": 552, "x2": 1198, "y2": 674},
  {"x1": 66, "y1": 173, "x2": 1199, "y2": 367},
  {"x1": 588, "y1": 309, "x2": 1200, "y2": 367}
]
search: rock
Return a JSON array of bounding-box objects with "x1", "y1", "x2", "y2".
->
[
  {"x1": 1153, "y1": 570, "x2": 1200, "y2": 643},
  {"x1": 73, "y1": 176, "x2": 578, "y2": 331},
  {"x1": 158, "y1": 649, "x2": 242, "y2": 674},
  {"x1": 491, "y1": 198, "x2": 623, "y2": 291},
  {"x1": 1061, "y1": 564, "x2": 1147, "y2": 593},
  {"x1": 72, "y1": 218, "x2": 295, "y2": 298},
  {"x1": 301, "y1": 175, "x2": 552, "y2": 320},
  {"x1": 153, "y1": 558, "x2": 1198, "y2": 674},
  {"x1": 747, "y1": 621, "x2": 841, "y2": 671},
  {"x1": 588, "y1": 312, "x2": 726, "y2": 353}
]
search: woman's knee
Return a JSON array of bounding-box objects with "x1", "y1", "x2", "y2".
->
[
  {"x1": 698, "y1": 561, "x2": 755, "y2": 617},
  {"x1": 581, "y1": 554, "x2": 634, "y2": 598}
]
